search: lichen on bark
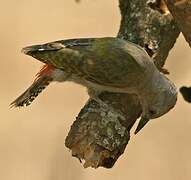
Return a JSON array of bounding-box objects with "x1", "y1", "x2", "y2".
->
[{"x1": 65, "y1": 0, "x2": 180, "y2": 168}]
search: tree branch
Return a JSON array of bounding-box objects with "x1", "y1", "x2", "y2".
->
[
  {"x1": 165, "y1": 0, "x2": 191, "y2": 100},
  {"x1": 165, "y1": 0, "x2": 191, "y2": 47},
  {"x1": 65, "y1": 0, "x2": 180, "y2": 168}
]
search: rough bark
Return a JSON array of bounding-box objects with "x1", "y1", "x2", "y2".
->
[
  {"x1": 165, "y1": 0, "x2": 191, "y2": 100},
  {"x1": 65, "y1": 0, "x2": 180, "y2": 168},
  {"x1": 165, "y1": 0, "x2": 191, "y2": 47}
]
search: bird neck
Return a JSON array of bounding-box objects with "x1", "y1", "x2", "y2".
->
[
  {"x1": 137, "y1": 71, "x2": 169, "y2": 106},
  {"x1": 138, "y1": 70, "x2": 158, "y2": 92}
]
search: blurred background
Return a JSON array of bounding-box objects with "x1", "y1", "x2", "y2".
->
[{"x1": 0, "y1": 0, "x2": 191, "y2": 180}]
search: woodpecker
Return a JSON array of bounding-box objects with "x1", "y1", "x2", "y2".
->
[{"x1": 11, "y1": 37, "x2": 177, "y2": 134}]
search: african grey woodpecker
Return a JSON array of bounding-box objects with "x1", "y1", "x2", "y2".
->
[{"x1": 11, "y1": 37, "x2": 177, "y2": 134}]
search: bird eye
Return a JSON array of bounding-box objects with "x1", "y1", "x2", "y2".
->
[{"x1": 149, "y1": 109, "x2": 156, "y2": 115}]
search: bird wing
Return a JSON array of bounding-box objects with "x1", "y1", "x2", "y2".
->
[
  {"x1": 22, "y1": 38, "x2": 144, "y2": 88},
  {"x1": 22, "y1": 38, "x2": 95, "y2": 54},
  {"x1": 21, "y1": 38, "x2": 96, "y2": 71}
]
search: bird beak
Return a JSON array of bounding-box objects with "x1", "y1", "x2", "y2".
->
[{"x1": 134, "y1": 116, "x2": 149, "y2": 134}]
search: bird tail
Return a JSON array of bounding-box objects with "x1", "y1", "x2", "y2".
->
[{"x1": 10, "y1": 64, "x2": 54, "y2": 107}]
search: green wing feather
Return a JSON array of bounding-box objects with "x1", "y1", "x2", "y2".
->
[{"x1": 21, "y1": 37, "x2": 146, "y2": 88}]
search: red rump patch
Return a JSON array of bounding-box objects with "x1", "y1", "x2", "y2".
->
[{"x1": 35, "y1": 64, "x2": 54, "y2": 81}]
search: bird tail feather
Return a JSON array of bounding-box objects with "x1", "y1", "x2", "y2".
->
[{"x1": 10, "y1": 65, "x2": 53, "y2": 107}]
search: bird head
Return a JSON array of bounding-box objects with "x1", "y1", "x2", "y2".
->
[{"x1": 135, "y1": 78, "x2": 177, "y2": 134}]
